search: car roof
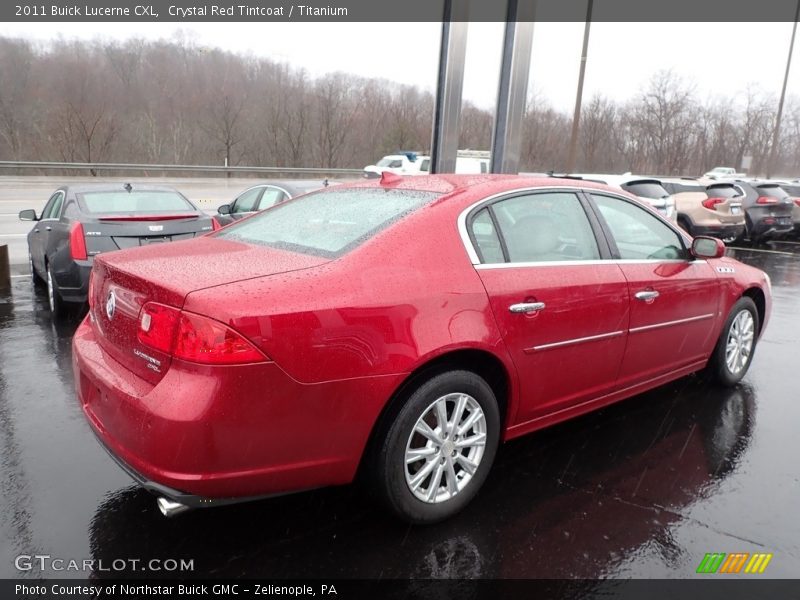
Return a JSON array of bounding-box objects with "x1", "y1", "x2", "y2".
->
[
  {"x1": 344, "y1": 173, "x2": 631, "y2": 202},
  {"x1": 64, "y1": 182, "x2": 182, "y2": 195}
]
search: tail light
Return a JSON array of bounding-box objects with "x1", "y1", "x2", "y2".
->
[
  {"x1": 756, "y1": 196, "x2": 779, "y2": 204},
  {"x1": 137, "y1": 302, "x2": 267, "y2": 365},
  {"x1": 87, "y1": 271, "x2": 95, "y2": 309},
  {"x1": 793, "y1": 198, "x2": 800, "y2": 207},
  {"x1": 69, "y1": 222, "x2": 88, "y2": 260},
  {"x1": 211, "y1": 217, "x2": 222, "y2": 231},
  {"x1": 702, "y1": 197, "x2": 725, "y2": 210}
]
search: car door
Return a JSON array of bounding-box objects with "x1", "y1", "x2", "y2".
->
[
  {"x1": 468, "y1": 190, "x2": 630, "y2": 426},
  {"x1": 30, "y1": 191, "x2": 63, "y2": 274},
  {"x1": 589, "y1": 193, "x2": 720, "y2": 387}
]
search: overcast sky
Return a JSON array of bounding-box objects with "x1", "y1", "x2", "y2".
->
[{"x1": 2, "y1": 22, "x2": 799, "y2": 112}]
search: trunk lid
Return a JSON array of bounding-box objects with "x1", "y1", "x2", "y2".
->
[
  {"x1": 83, "y1": 214, "x2": 215, "y2": 255},
  {"x1": 89, "y1": 237, "x2": 329, "y2": 384}
]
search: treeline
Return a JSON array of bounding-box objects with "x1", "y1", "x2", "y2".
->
[{"x1": 0, "y1": 36, "x2": 799, "y2": 176}]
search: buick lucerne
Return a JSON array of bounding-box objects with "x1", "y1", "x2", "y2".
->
[{"x1": 72, "y1": 175, "x2": 771, "y2": 523}]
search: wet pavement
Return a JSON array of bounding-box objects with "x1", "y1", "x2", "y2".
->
[{"x1": 1, "y1": 244, "x2": 799, "y2": 580}]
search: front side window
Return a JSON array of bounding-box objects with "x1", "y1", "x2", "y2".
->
[
  {"x1": 216, "y1": 188, "x2": 438, "y2": 258},
  {"x1": 41, "y1": 192, "x2": 63, "y2": 219},
  {"x1": 592, "y1": 194, "x2": 686, "y2": 260},
  {"x1": 473, "y1": 192, "x2": 600, "y2": 263}
]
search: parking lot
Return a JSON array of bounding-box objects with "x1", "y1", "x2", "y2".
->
[{"x1": 1, "y1": 231, "x2": 798, "y2": 579}]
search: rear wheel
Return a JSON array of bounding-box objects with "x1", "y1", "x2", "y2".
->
[
  {"x1": 705, "y1": 297, "x2": 759, "y2": 387},
  {"x1": 374, "y1": 370, "x2": 500, "y2": 524},
  {"x1": 677, "y1": 216, "x2": 692, "y2": 235},
  {"x1": 46, "y1": 265, "x2": 68, "y2": 319}
]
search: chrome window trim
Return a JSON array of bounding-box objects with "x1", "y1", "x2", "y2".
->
[
  {"x1": 457, "y1": 186, "x2": 693, "y2": 266},
  {"x1": 525, "y1": 330, "x2": 625, "y2": 353},
  {"x1": 475, "y1": 258, "x2": 706, "y2": 269},
  {"x1": 629, "y1": 313, "x2": 715, "y2": 334}
]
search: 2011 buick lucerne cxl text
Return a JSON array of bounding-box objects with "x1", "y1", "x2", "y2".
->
[{"x1": 72, "y1": 175, "x2": 771, "y2": 523}]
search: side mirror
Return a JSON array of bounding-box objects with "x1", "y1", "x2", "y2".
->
[
  {"x1": 217, "y1": 204, "x2": 231, "y2": 215},
  {"x1": 19, "y1": 209, "x2": 38, "y2": 221},
  {"x1": 691, "y1": 236, "x2": 725, "y2": 259}
]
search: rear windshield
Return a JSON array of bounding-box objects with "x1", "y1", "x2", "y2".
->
[
  {"x1": 215, "y1": 188, "x2": 439, "y2": 258},
  {"x1": 707, "y1": 184, "x2": 743, "y2": 199},
  {"x1": 755, "y1": 184, "x2": 789, "y2": 199},
  {"x1": 663, "y1": 182, "x2": 705, "y2": 194},
  {"x1": 79, "y1": 191, "x2": 194, "y2": 214},
  {"x1": 621, "y1": 181, "x2": 669, "y2": 199}
]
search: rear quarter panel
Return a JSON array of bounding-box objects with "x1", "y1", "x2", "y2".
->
[{"x1": 182, "y1": 197, "x2": 516, "y2": 386}]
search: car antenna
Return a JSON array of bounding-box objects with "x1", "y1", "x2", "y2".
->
[
  {"x1": 124, "y1": 183, "x2": 133, "y2": 193},
  {"x1": 323, "y1": 178, "x2": 329, "y2": 187}
]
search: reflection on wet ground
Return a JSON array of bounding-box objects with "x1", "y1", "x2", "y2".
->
[{"x1": 1, "y1": 243, "x2": 799, "y2": 579}]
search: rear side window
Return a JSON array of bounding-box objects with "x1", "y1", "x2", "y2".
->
[
  {"x1": 481, "y1": 192, "x2": 600, "y2": 263},
  {"x1": 470, "y1": 208, "x2": 504, "y2": 263},
  {"x1": 621, "y1": 181, "x2": 669, "y2": 199},
  {"x1": 79, "y1": 191, "x2": 194, "y2": 214},
  {"x1": 216, "y1": 188, "x2": 439, "y2": 258}
]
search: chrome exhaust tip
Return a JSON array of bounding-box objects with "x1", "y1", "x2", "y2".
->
[{"x1": 156, "y1": 497, "x2": 191, "y2": 518}]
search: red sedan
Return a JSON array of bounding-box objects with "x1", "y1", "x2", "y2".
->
[{"x1": 72, "y1": 175, "x2": 771, "y2": 523}]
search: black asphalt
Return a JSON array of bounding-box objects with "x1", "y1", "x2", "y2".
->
[{"x1": 1, "y1": 244, "x2": 799, "y2": 579}]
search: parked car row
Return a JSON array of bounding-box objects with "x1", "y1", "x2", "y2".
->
[
  {"x1": 18, "y1": 180, "x2": 331, "y2": 318},
  {"x1": 551, "y1": 172, "x2": 799, "y2": 244}
]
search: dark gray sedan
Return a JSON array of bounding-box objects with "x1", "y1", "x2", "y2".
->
[
  {"x1": 19, "y1": 183, "x2": 217, "y2": 318},
  {"x1": 216, "y1": 180, "x2": 329, "y2": 225}
]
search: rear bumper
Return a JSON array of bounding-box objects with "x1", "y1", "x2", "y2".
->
[
  {"x1": 55, "y1": 259, "x2": 91, "y2": 304},
  {"x1": 689, "y1": 223, "x2": 745, "y2": 241},
  {"x1": 750, "y1": 217, "x2": 794, "y2": 239},
  {"x1": 72, "y1": 317, "x2": 399, "y2": 499}
]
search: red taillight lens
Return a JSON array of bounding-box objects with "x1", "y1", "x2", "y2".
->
[
  {"x1": 793, "y1": 198, "x2": 800, "y2": 207},
  {"x1": 137, "y1": 302, "x2": 266, "y2": 365},
  {"x1": 69, "y1": 222, "x2": 88, "y2": 260},
  {"x1": 87, "y1": 271, "x2": 95, "y2": 309},
  {"x1": 756, "y1": 196, "x2": 778, "y2": 204},
  {"x1": 137, "y1": 302, "x2": 181, "y2": 354},
  {"x1": 702, "y1": 197, "x2": 725, "y2": 210},
  {"x1": 174, "y1": 312, "x2": 265, "y2": 364},
  {"x1": 211, "y1": 217, "x2": 221, "y2": 231}
]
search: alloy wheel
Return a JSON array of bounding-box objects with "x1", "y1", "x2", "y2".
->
[
  {"x1": 404, "y1": 392, "x2": 487, "y2": 504},
  {"x1": 725, "y1": 310, "x2": 755, "y2": 375}
]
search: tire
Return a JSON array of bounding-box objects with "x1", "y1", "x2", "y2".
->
[
  {"x1": 46, "y1": 264, "x2": 69, "y2": 319},
  {"x1": 705, "y1": 297, "x2": 759, "y2": 387},
  {"x1": 677, "y1": 217, "x2": 692, "y2": 236},
  {"x1": 373, "y1": 370, "x2": 500, "y2": 524},
  {"x1": 29, "y1": 251, "x2": 44, "y2": 288}
]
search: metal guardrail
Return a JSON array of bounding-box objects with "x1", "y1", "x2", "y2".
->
[{"x1": 0, "y1": 160, "x2": 365, "y2": 176}]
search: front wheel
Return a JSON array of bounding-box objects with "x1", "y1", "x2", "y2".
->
[
  {"x1": 374, "y1": 370, "x2": 500, "y2": 524},
  {"x1": 705, "y1": 297, "x2": 759, "y2": 387}
]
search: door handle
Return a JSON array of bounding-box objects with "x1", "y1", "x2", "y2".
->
[
  {"x1": 509, "y1": 302, "x2": 546, "y2": 314},
  {"x1": 635, "y1": 290, "x2": 660, "y2": 302},
  {"x1": 45, "y1": 226, "x2": 52, "y2": 231}
]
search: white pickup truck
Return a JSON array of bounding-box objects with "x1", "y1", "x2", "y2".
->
[
  {"x1": 364, "y1": 150, "x2": 490, "y2": 178},
  {"x1": 703, "y1": 167, "x2": 747, "y2": 179}
]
